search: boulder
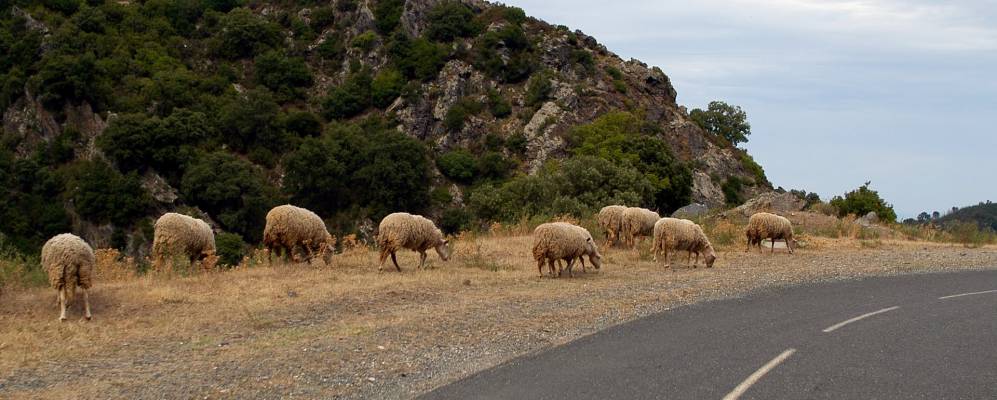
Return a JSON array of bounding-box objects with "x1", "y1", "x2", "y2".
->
[{"x1": 672, "y1": 203, "x2": 710, "y2": 219}]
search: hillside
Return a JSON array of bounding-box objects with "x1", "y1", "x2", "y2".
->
[
  {"x1": 937, "y1": 202, "x2": 997, "y2": 231},
  {"x1": 0, "y1": 0, "x2": 769, "y2": 257}
]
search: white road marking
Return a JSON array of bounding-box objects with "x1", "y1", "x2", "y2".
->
[
  {"x1": 722, "y1": 348, "x2": 797, "y2": 400},
  {"x1": 822, "y1": 306, "x2": 900, "y2": 333},
  {"x1": 939, "y1": 289, "x2": 997, "y2": 300}
]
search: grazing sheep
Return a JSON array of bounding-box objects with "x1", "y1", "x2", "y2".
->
[
  {"x1": 532, "y1": 222, "x2": 602, "y2": 278},
  {"x1": 559, "y1": 225, "x2": 603, "y2": 275},
  {"x1": 745, "y1": 212, "x2": 795, "y2": 254},
  {"x1": 152, "y1": 213, "x2": 216, "y2": 267},
  {"x1": 652, "y1": 218, "x2": 717, "y2": 268},
  {"x1": 263, "y1": 205, "x2": 334, "y2": 265},
  {"x1": 376, "y1": 212, "x2": 451, "y2": 272},
  {"x1": 597, "y1": 205, "x2": 626, "y2": 247},
  {"x1": 621, "y1": 207, "x2": 661, "y2": 248},
  {"x1": 41, "y1": 233, "x2": 95, "y2": 321}
]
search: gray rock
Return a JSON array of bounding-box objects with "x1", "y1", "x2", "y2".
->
[{"x1": 672, "y1": 203, "x2": 710, "y2": 219}]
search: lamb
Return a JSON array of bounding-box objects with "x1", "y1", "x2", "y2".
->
[
  {"x1": 41, "y1": 233, "x2": 95, "y2": 321},
  {"x1": 532, "y1": 222, "x2": 603, "y2": 278},
  {"x1": 263, "y1": 205, "x2": 334, "y2": 265},
  {"x1": 651, "y1": 218, "x2": 717, "y2": 268},
  {"x1": 376, "y1": 212, "x2": 451, "y2": 271},
  {"x1": 152, "y1": 213, "x2": 216, "y2": 267},
  {"x1": 621, "y1": 207, "x2": 661, "y2": 248},
  {"x1": 597, "y1": 205, "x2": 626, "y2": 247},
  {"x1": 745, "y1": 212, "x2": 795, "y2": 254}
]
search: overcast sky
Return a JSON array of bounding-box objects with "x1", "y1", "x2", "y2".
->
[{"x1": 503, "y1": 0, "x2": 997, "y2": 217}]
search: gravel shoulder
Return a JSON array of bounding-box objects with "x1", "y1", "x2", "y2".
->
[{"x1": 1, "y1": 236, "x2": 995, "y2": 399}]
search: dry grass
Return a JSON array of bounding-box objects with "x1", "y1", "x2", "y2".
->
[{"x1": 2, "y1": 219, "x2": 997, "y2": 399}]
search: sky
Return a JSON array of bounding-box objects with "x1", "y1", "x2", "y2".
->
[{"x1": 502, "y1": 0, "x2": 997, "y2": 217}]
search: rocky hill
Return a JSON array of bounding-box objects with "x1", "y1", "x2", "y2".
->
[{"x1": 0, "y1": 0, "x2": 769, "y2": 257}]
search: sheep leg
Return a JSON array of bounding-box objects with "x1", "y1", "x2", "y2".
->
[
  {"x1": 418, "y1": 251, "x2": 427, "y2": 269},
  {"x1": 537, "y1": 259, "x2": 544, "y2": 278},
  {"x1": 694, "y1": 252, "x2": 700, "y2": 268},
  {"x1": 771, "y1": 238, "x2": 776, "y2": 253},
  {"x1": 579, "y1": 256, "x2": 587, "y2": 273},
  {"x1": 82, "y1": 288, "x2": 92, "y2": 321},
  {"x1": 58, "y1": 289, "x2": 68, "y2": 322},
  {"x1": 664, "y1": 248, "x2": 672, "y2": 270},
  {"x1": 390, "y1": 252, "x2": 401, "y2": 272},
  {"x1": 787, "y1": 239, "x2": 795, "y2": 254},
  {"x1": 565, "y1": 258, "x2": 576, "y2": 278},
  {"x1": 547, "y1": 259, "x2": 558, "y2": 278}
]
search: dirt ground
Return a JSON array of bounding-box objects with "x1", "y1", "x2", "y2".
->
[{"x1": 2, "y1": 233, "x2": 996, "y2": 399}]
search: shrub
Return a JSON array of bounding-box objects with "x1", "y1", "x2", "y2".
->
[
  {"x1": 370, "y1": 68, "x2": 405, "y2": 108},
  {"x1": 443, "y1": 97, "x2": 483, "y2": 132},
  {"x1": 739, "y1": 152, "x2": 768, "y2": 185},
  {"x1": 425, "y1": 1, "x2": 480, "y2": 42},
  {"x1": 477, "y1": 151, "x2": 516, "y2": 181},
  {"x1": 215, "y1": 232, "x2": 247, "y2": 266},
  {"x1": 722, "y1": 176, "x2": 745, "y2": 207},
  {"x1": 316, "y1": 33, "x2": 345, "y2": 62},
  {"x1": 387, "y1": 33, "x2": 449, "y2": 81},
  {"x1": 373, "y1": 0, "x2": 404, "y2": 33},
  {"x1": 351, "y1": 31, "x2": 377, "y2": 51},
  {"x1": 217, "y1": 89, "x2": 285, "y2": 152},
  {"x1": 436, "y1": 149, "x2": 478, "y2": 184},
  {"x1": 525, "y1": 72, "x2": 553, "y2": 108},
  {"x1": 321, "y1": 69, "x2": 372, "y2": 120},
  {"x1": 181, "y1": 151, "x2": 281, "y2": 242},
  {"x1": 62, "y1": 160, "x2": 151, "y2": 226},
  {"x1": 505, "y1": 133, "x2": 528, "y2": 155},
  {"x1": 283, "y1": 110, "x2": 322, "y2": 137},
  {"x1": 473, "y1": 25, "x2": 536, "y2": 83},
  {"x1": 487, "y1": 89, "x2": 512, "y2": 118},
  {"x1": 310, "y1": 6, "x2": 336, "y2": 30},
  {"x1": 690, "y1": 101, "x2": 752, "y2": 146},
  {"x1": 254, "y1": 50, "x2": 313, "y2": 100},
  {"x1": 212, "y1": 8, "x2": 281, "y2": 59},
  {"x1": 439, "y1": 208, "x2": 473, "y2": 235},
  {"x1": 337, "y1": 0, "x2": 358, "y2": 12},
  {"x1": 829, "y1": 182, "x2": 898, "y2": 223}
]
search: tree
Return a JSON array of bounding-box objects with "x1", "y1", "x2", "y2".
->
[
  {"x1": 181, "y1": 152, "x2": 281, "y2": 242},
  {"x1": 689, "y1": 101, "x2": 751, "y2": 146},
  {"x1": 917, "y1": 212, "x2": 931, "y2": 223},
  {"x1": 828, "y1": 182, "x2": 898, "y2": 223}
]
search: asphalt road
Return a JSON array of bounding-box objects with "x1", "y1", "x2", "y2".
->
[{"x1": 421, "y1": 270, "x2": 997, "y2": 400}]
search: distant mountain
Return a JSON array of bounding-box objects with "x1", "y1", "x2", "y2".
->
[
  {"x1": 937, "y1": 202, "x2": 997, "y2": 231},
  {"x1": 1, "y1": 0, "x2": 769, "y2": 255}
]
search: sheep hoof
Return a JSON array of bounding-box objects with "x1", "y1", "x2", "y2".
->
[
  {"x1": 85, "y1": 316, "x2": 92, "y2": 321},
  {"x1": 59, "y1": 317, "x2": 66, "y2": 322}
]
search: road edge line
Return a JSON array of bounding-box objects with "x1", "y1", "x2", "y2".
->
[{"x1": 722, "y1": 348, "x2": 797, "y2": 400}]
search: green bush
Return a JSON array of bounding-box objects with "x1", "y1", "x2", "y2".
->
[
  {"x1": 439, "y1": 208, "x2": 473, "y2": 234},
  {"x1": 473, "y1": 25, "x2": 535, "y2": 83},
  {"x1": 829, "y1": 182, "x2": 898, "y2": 223},
  {"x1": 254, "y1": 50, "x2": 313, "y2": 100},
  {"x1": 371, "y1": 68, "x2": 405, "y2": 108},
  {"x1": 436, "y1": 149, "x2": 478, "y2": 184},
  {"x1": 387, "y1": 33, "x2": 449, "y2": 81},
  {"x1": 337, "y1": 0, "x2": 358, "y2": 12},
  {"x1": 321, "y1": 69, "x2": 373, "y2": 119},
  {"x1": 443, "y1": 97, "x2": 484, "y2": 132},
  {"x1": 181, "y1": 151, "x2": 281, "y2": 242},
  {"x1": 425, "y1": 1, "x2": 480, "y2": 42},
  {"x1": 505, "y1": 133, "x2": 528, "y2": 155},
  {"x1": 722, "y1": 176, "x2": 745, "y2": 207},
  {"x1": 477, "y1": 152, "x2": 516, "y2": 181},
  {"x1": 525, "y1": 72, "x2": 553, "y2": 108},
  {"x1": 212, "y1": 8, "x2": 281, "y2": 59},
  {"x1": 739, "y1": 152, "x2": 768, "y2": 185},
  {"x1": 351, "y1": 31, "x2": 377, "y2": 51},
  {"x1": 283, "y1": 110, "x2": 322, "y2": 137},
  {"x1": 316, "y1": 33, "x2": 345, "y2": 62},
  {"x1": 215, "y1": 232, "x2": 247, "y2": 266},
  {"x1": 217, "y1": 89, "x2": 285, "y2": 152},
  {"x1": 487, "y1": 89, "x2": 512, "y2": 118},
  {"x1": 99, "y1": 110, "x2": 208, "y2": 181},
  {"x1": 63, "y1": 160, "x2": 151, "y2": 226},
  {"x1": 373, "y1": 0, "x2": 404, "y2": 33},
  {"x1": 310, "y1": 6, "x2": 336, "y2": 30}
]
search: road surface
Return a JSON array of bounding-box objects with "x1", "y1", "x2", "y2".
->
[{"x1": 422, "y1": 270, "x2": 997, "y2": 399}]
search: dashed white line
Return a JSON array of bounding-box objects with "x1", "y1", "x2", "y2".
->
[
  {"x1": 822, "y1": 306, "x2": 900, "y2": 333},
  {"x1": 939, "y1": 289, "x2": 997, "y2": 300},
  {"x1": 722, "y1": 348, "x2": 797, "y2": 400}
]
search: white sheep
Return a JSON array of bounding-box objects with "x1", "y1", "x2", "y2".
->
[
  {"x1": 745, "y1": 212, "x2": 795, "y2": 253},
  {"x1": 621, "y1": 207, "x2": 661, "y2": 248},
  {"x1": 532, "y1": 222, "x2": 603, "y2": 278},
  {"x1": 152, "y1": 213, "x2": 216, "y2": 267},
  {"x1": 41, "y1": 233, "x2": 95, "y2": 321},
  {"x1": 597, "y1": 205, "x2": 626, "y2": 247},
  {"x1": 651, "y1": 218, "x2": 717, "y2": 268},
  {"x1": 376, "y1": 212, "x2": 451, "y2": 271},
  {"x1": 263, "y1": 205, "x2": 334, "y2": 265}
]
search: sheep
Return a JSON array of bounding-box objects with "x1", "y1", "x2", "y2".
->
[
  {"x1": 263, "y1": 205, "x2": 334, "y2": 265},
  {"x1": 376, "y1": 212, "x2": 451, "y2": 272},
  {"x1": 745, "y1": 212, "x2": 795, "y2": 254},
  {"x1": 41, "y1": 233, "x2": 95, "y2": 321},
  {"x1": 532, "y1": 222, "x2": 602, "y2": 278},
  {"x1": 557, "y1": 224, "x2": 603, "y2": 275},
  {"x1": 597, "y1": 205, "x2": 626, "y2": 247},
  {"x1": 152, "y1": 213, "x2": 216, "y2": 268},
  {"x1": 651, "y1": 218, "x2": 717, "y2": 269},
  {"x1": 621, "y1": 207, "x2": 661, "y2": 248}
]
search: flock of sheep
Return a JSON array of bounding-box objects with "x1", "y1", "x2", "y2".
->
[{"x1": 36, "y1": 204, "x2": 795, "y2": 321}]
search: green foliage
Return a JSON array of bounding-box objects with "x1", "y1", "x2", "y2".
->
[
  {"x1": 215, "y1": 232, "x2": 248, "y2": 266},
  {"x1": 468, "y1": 156, "x2": 654, "y2": 222},
  {"x1": 477, "y1": 151, "x2": 516, "y2": 181},
  {"x1": 437, "y1": 149, "x2": 478, "y2": 184},
  {"x1": 282, "y1": 110, "x2": 322, "y2": 137},
  {"x1": 473, "y1": 25, "x2": 536, "y2": 83},
  {"x1": 525, "y1": 72, "x2": 553, "y2": 108},
  {"x1": 370, "y1": 68, "x2": 405, "y2": 108},
  {"x1": 181, "y1": 151, "x2": 280, "y2": 242},
  {"x1": 337, "y1": 0, "x2": 358, "y2": 12},
  {"x1": 217, "y1": 89, "x2": 285, "y2": 152},
  {"x1": 937, "y1": 201, "x2": 997, "y2": 231},
  {"x1": 570, "y1": 112, "x2": 692, "y2": 212},
  {"x1": 606, "y1": 66, "x2": 623, "y2": 80},
  {"x1": 0, "y1": 144, "x2": 72, "y2": 254},
  {"x1": 788, "y1": 189, "x2": 822, "y2": 208},
  {"x1": 426, "y1": 1, "x2": 480, "y2": 42},
  {"x1": 322, "y1": 69, "x2": 372, "y2": 120},
  {"x1": 212, "y1": 8, "x2": 281, "y2": 59},
  {"x1": 316, "y1": 33, "x2": 345, "y2": 62},
  {"x1": 98, "y1": 110, "x2": 209, "y2": 181},
  {"x1": 386, "y1": 33, "x2": 450, "y2": 81},
  {"x1": 570, "y1": 49, "x2": 594, "y2": 72},
  {"x1": 443, "y1": 97, "x2": 483, "y2": 132},
  {"x1": 722, "y1": 176, "x2": 745, "y2": 207},
  {"x1": 34, "y1": 52, "x2": 111, "y2": 110},
  {"x1": 309, "y1": 6, "x2": 336, "y2": 31},
  {"x1": 254, "y1": 50, "x2": 313, "y2": 100},
  {"x1": 487, "y1": 89, "x2": 512, "y2": 118},
  {"x1": 739, "y1": 152, "x2": 768, "y2": 185},
  {"x1": 63, "y1": 160, "x2": 151, "y2": 226},
  {"x1": 351, "y1": 31, "x2": 377, "y2": 51},
  {"x1": 690, "y1": 101, "x2": 752, "y2": 146},
  {"x1": 829, "y1": 182, "x2": 898, "y2": 223},
  {"x1": 439, "y1": 208, "x2": 473, "y2": 235},
  {"x1": 373, "y1": 0, "x2": 404, "y2": 33}
]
